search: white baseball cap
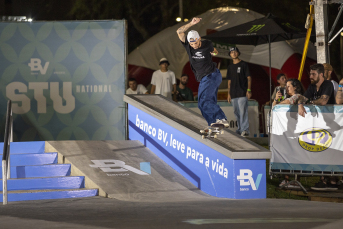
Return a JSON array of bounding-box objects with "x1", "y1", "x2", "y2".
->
[
  {"x1": 159, "y1": 58, "x2": 170, "y2": 65},
  {"x1": 187, "y1": 30, "x2": 200, "y2": 43}
]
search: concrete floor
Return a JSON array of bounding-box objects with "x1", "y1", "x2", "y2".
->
[{"x1": 0, "y1": 196, "x2": 342, "y2": 229}]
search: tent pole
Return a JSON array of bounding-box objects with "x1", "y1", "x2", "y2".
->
[{"x1": 268, "y1": 34, "x2": 271, "y2": 147}]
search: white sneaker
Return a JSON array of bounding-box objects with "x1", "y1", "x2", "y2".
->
[
  {"x1": 212, "y1": 119, "x2": 229, "y2": 128},
  {"x1": 241, "y1": 131, "x2": 249, "y2": 137}
]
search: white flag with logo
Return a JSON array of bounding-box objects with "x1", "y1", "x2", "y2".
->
[{"x1": 270, "y1": 105, "x2": 343, "y2": 172}]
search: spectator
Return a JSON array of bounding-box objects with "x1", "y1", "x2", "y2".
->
[
  {"x1": 227, "y1": 47, "x2": 251, "y2": 137},
  {"x1": 126, "y1": 78, "x2": 148, "y2": 95},
  {"x1": 273, "y1": 78, "x2": 304, "y2": 107},
  {"x1": 297, "y1": 63, "x2": 335, "y2": 117},
  {"x1": 150, "y1": 58, "x2": 176, "y2": 100},
  {"x1": 176, "y1": 74, "x2": 194, "y2": 101},
  {"x1": 323, "y1": 63, "x2": 339, "y2": 97},
  {"x1": 336, "y1": 79, "x2": 343, "y2": 104},
  {"x1": 266, "y1": 73, "x2": 287, "y2": 105}
]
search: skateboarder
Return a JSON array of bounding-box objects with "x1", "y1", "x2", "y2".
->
[{"x1": 176, "y1": 17, "x2": 228, "y2": 128}]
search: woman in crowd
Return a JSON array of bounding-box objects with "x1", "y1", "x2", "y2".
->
[
  {"x1": 272, "y1": 78, "x2": 304, "y2": 187},
  {"x1": 273, "y1": 78, "x2": 304, "y2": 106}
]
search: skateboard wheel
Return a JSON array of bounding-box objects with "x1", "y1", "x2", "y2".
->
[
  {"x1": 200, "y1": 130, "x2": 204, "y2": 133},
  {"x1": 202, "y1": 135, "x2": 205, "y2": 139},
  {"x1": 214, "y1": 134, "x2": 218, "y2": 138},
  {"x1": 209, "y1": 129, "x2": 212, "y2": 133},
  {"x1": 221, "y1": 130, "x2": 224, "y2": 134}
]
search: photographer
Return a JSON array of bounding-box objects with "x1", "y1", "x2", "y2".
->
[{"x1": 273, "y1": 78, "x2": 304, "y2": 107}]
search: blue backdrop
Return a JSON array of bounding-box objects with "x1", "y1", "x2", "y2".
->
[{"x1": 0, "y1": 21, "x2": 126, "y2": 141}]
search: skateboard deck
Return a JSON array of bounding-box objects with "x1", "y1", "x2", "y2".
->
[{"x1": 200, "y1": 124, "x2": 225, "y2": 139}]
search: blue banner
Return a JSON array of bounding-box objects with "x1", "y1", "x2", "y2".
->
[
  {"x1": 128, "y1": 104, "x2": 266, "y2": 199},
  {"x1": 0, "y1": 21, "x2": 126, "y2": 141}
]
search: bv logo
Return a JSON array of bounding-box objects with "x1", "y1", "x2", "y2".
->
[
  {"x1": 28, "y1": 58, "x2": 50, "y2": 75},
  {"x1": 237, "y1": 169, "x2": 262, "y2": 191},
  {"x1": 90, "y1": 160, "x2": 150, "y2": 175},
  {"x1": 298, "y1": 128, "x2": 332, "y2": 152},
  {"x1": 247, "y1": 24, "x2": 265, "y2": 33}
]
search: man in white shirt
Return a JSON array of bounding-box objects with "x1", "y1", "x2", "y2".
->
[
  {"x1": 150, "y1": 58, "x2": 176, "y2": 100},
  {"x1": 323, "y1": 63, "x2": 339, "y2": 97},
  {"x1": 126, "y1": 78, "x2": 148, "y2": 94}
]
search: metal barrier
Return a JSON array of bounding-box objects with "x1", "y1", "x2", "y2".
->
[{"x1": 2, "y1": 100, "x2": 13, "y2": 205}]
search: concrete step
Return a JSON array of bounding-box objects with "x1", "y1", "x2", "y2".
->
[
  {"x1": 0, "y1": 176, "x2": 85, "y2": 191},
  {"x1": 0, "y1": 188, "x2": 98, "y2": 202},
  {"x1": 5, "y1": 153, "x2": 57, "y2": 166},
  {"x1": 0, "y1": 141, "x2": 45, "y2": 154},
  {"x1": 0, "y1": 164, "x2": 71, "y2": 179}
]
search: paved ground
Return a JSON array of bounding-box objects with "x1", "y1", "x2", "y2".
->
[{"x1": 0, "y1": 196, "x2": 342, "y2": 229}]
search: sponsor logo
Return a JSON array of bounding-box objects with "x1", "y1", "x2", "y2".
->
[
  {"x1": 237, "y1": 169, "x2": 262, "y2": 191},
  {"x1": 6, "y1": 82, "x2": 75, "y2": 114},
  {"x1": 192, "y1": 51, "x2": 205, "y2": 59},
  {"x1": 282, "y1": 22, "x2": 300, "y2": 31},
  {"x1": 247, "y1": 24, "x2": 265, "y2": 33},
  {"x1": 298, "y1": 128, "x2": 332, "y2": 152},
  {"x1": 28, "y1": 58, "x2": 49, "y2": 75},
  {"x1": 90, "y1": 160, "x2": 150, "y2": 175}
]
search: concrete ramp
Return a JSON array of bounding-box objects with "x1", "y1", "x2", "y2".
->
[
  {"x1": 45, "y1": 140, "x2": 212, "y2": 202},
  {"x1": 124, "y1": 95, "x2": 270, "y2": 158},
  {"x1": 124, "y1": 95, "x2": 271, "y2": 199}
]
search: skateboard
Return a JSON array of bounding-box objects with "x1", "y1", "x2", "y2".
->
[{"x1": 200, "y1": 123, "x2": 225, "y2": 139}]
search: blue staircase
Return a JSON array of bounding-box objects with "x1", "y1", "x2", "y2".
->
[{"x1": 0, "y1": 141, "x2": 98, "y2": 202}]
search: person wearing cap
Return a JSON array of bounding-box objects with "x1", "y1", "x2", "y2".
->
[
  {"x1": 323, "y1": 63, "x2": 339, "y2": 97},
  {"x1": 176, "y1": 17, "x2": 228, "y2": 127},
  {"x1": 226, "y1": 46, "x2": 252, "y2": 137},
  {"x1": 150, "y1": 58, "x2": 176, "y2": 100},
  {"x1": 176, "y1": 74, "x2": 194, "y2": 101}
]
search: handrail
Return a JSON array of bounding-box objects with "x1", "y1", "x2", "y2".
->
[{"x1": 2, "y1": 100, "x2": 13, "y2": 205}]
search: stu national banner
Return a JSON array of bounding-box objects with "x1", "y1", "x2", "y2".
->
[{"x1": 0, "y1": 21, "x2": 126, "y2": 141}]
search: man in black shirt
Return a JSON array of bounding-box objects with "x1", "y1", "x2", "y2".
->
[
  {"x1": 226, "y1": 47, "x2": 252, "y2": 137},
  {"x1": 298, "y1": 64, "x2": 335, "y2": 117},
  {"x1": 176, "y1": 74, "x2": 194, "y2": 101},
  {"x1": 176, "y1": 17, "x2": 228, "y2": 127}
]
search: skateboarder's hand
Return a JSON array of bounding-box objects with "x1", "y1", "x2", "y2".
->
[
  {"x1": 246, "y1": 91, "x2": 252, "y2": 99},
  {"x1": 227, "y1": 94, "x2": 231, "y2": 103},
  {"x1": 190, "y1": 17, "x2": 202, "y2": 25}
]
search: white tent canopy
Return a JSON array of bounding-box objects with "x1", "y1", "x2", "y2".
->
[{"x1": 128, "y1": 7, "x2": 316, "y2": 77}]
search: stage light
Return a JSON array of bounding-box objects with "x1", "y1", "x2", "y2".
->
[
  {"x1": 184, "y1": 18, "x2": 188, "y2": 22},
  {"x1": 176, "y1": 17, "x2": 181, "y2": 22},
  {"x1": 28, "y1": 18, "x2": 33, "y2": 22}
]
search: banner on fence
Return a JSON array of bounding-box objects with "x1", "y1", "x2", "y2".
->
[{"x1": 271, "y1": 105, "x2": 343, "y2": 172}]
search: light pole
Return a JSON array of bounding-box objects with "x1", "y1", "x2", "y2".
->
[{"x1": 179, "y1": 0, "x2": 183, "y2": 22}]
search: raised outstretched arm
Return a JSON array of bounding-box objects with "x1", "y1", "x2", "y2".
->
[{"x1": 176, "y1": 17, "x2": 201, "y2": 42}]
